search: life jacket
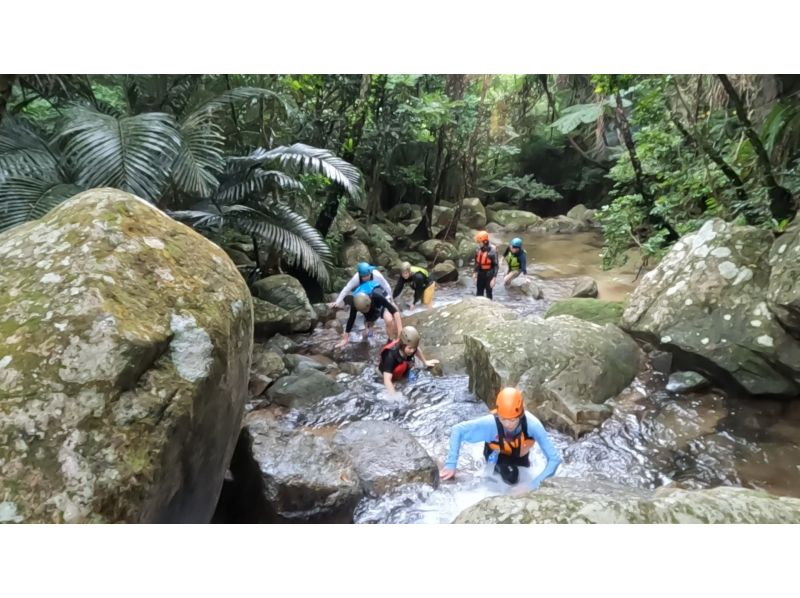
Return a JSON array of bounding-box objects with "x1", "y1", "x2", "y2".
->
[
  {"x1": 475, "y1": 246, "x2": 494, "y2": 270},
  {"x1": 505, "y1": 248, "x2": 524, "y2": 271},
  {"x1": 379, "y1": 339, "x2": 415, "y2": 381},
  {"x1": 409, "y1": 265, "x2": 429, "y2": 279},
  {"x1": 484, "y1": 412, "x2": 534, "y2": 457},
  {"x1": 354, "y1": 279, "x2": 382, "y2": 296}
]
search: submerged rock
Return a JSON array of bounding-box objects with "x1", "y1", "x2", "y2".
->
[{"x1": 454, "y1": 477, "x2": 800, "y2": 523}]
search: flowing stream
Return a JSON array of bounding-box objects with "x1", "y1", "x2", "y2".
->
[{"x1": 277, "y1": 232, "x2": 800, "y2": 523}]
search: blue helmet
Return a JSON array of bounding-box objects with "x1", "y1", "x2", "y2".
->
[
  {"x1": 510, "y1": 237, "x2": 523, "y2": 248},
  {"x1": 357, "y1": 262, "x2": 374, "y2": 278}
]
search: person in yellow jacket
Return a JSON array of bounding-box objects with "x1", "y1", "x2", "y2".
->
[{"x1": 393, "y1": 262, "x2": 436, "y2": 309}]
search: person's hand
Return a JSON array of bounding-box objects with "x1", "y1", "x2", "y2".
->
[
  {"x1": 440, "y1": 468, "x2": 456, "y2": 481},
  {"x1": 328, "y1": 301, "x2": 338, "y2": 309},
  {"x1": 490, "y1": 277, "x2": 496, "y2": 288},
  {"x1": 510, "y1": 484, "x2": 530, "y2": 497},
  {"x1": 335, "y1": 338, "x2": 349, "y2": 349},
  {"x1": 425, "y1": 359, "x2": 440, "y2": 367},
  {"x1": 471, "y1": 273, "x2": 477, "y2": 282}
]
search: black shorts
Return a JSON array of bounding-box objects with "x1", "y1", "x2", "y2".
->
[{"x1": 364, "y1": 289, "x2": 388, "y2": 322}]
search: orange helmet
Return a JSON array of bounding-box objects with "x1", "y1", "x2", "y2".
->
[
  {"x1": 475, "y1": 230, "x2": 489, "y2": 243},
  {"x1": 495, "y1": 387, "x2": 524, "y2": 419}
]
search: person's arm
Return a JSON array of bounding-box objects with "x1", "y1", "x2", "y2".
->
[
  {"x1": 383, "y1": 371, "x2": 396, "y2": 393},
  {"x1": 442, "y1": 415, "x2": 499, "y2": 473},
  {"x1": 333, "y1": 273, "x2": 359, "y2": 307},
  {"x1": 472, "y1": 248, "x2": 480, "y2": 276},
  {"x1": 519, "y1": 251, "x2": 528, "y2": 275},
  {"x1": 415, "y1": 348, "x2": 439, "y2": 368},
  {"x1": 525, "y1": 412, "x2": 561, "y2": 489},
  {"x1": 344, "y1": 305, "x2": 358, "y2": 333},
  {"x1": 374, "y1": 270, "x2": 394, "y2": 299},
  {"x1": 393, "y1": 276, "x2": 406, "y2": 299},
  {"x1": 412, "y1": 273, "x2": 425, "y2": 305},
  {"x1": 488, "y1": 247, "x2": 499, "y2": 284}
]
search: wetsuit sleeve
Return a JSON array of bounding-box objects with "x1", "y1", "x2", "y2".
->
[
  {"x1": 393, "y1": 277, "x2": 406, "y2": 299},
  {"x1": 525, "y1": 412, "x2": 561, "y2": 489},
  {"x1": 345, "y1": 305, "x2": 358, "y2": 333},
  {"x1": 412, "y1": 272, "x2": 426, "y2": 304},
  {"x1": 373, "y1": 270, "x2": 394, "y2": 298},
  {"x1": 519, "y1": 251, "x2": 528, "y2": 275},
  {"x1": 444, "y1": 415, "x2": 499, "y2": 470},
  {"x1": 335, "y1": 273, "x2": 360, "y2": 306},
  {"x1": 373, "y1": 293, "x2": 397, "y2": 315}
]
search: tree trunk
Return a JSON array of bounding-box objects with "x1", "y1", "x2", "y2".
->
[
  {"x1": 342, "y1": 74, "x2": 372, "y2": 162},
  {"x1": 0, "y1": 74, "x2": 17, "y2": 125},
  {"x1": 716, "y1": 74, "x2": 795, "y2": 220},
  {"x1": 614, "y1": 91, "x2": 650, "y2": 202}
]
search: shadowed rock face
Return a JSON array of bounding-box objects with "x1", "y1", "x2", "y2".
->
[
  {"x1": 454, "y1": 477, "x2": 800, "y2": 523},
  {"x1": 0, "y1": 188, "x2": 253, "y2": 523},
  {"x1": 621, "y1": 218, "x2": 800, "y2": 397}
]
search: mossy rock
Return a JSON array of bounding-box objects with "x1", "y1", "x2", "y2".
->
[{"x1": 545, "y1": 298, "x2": 625, "y2": 326}]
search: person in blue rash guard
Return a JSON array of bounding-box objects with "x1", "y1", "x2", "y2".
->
[{"x1": 439, "y1": 387, "x2": 561, "y2": 488}]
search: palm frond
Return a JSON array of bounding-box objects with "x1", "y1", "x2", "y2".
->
[
  {"x1": 216, "y1": 166, "x2": 305, "y2": 203},
  {"x1": 192, "y1": 87, "x2": 290, "y2": 116},
  {"x1": 172, "y1": 108, "x2": 225, "y2": 197},
  {"x1": 55, "y1": 105, "x2": 181, "y2": 201},
  {"x1": 0, "y1": 116, "x2": 61, "y2": 182},
  {"x1": 235, "y1": 143, "x2": 364, "y2": 204},
  {"x1": 0, "y1": 176, "x2": 82, "y2": 232},
  {"x1": 228, "y1": 205, "x2": 330, "y2": 285},
  {"x1": 171, "y1": 202, "x2": 331, "y2": 285}
]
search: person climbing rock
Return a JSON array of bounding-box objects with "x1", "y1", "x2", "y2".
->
[
  {"x1": 393, "y1": 262, "x2": 436, "y2": 310},
  {"x1": 378, "y1": 325, "x2": 439, "y2": 393},
  {"x1": 330, "y1": 261, "x2": 395, "y2": 309},
  {"x1": 472, "y1": 231, "x2": 498, "y2": 300},
  {"x1": 439, "y1": 387, "x2": 561, "y2": 488},
  {"x1": 502, "y1": 237, "x2": 528, "y2": 286},
  {"x1": 335, "y1": 278, "x2": 403, "y2": 348}
]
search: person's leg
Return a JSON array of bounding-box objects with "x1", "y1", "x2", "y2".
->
[
  {"x1": 476, "y1": 272, "x2": 486, "y2": 297},
  {"x1": 494, "y1": 454, "x2": 520, "y2": 484},
  {"x1": 485, "y1": 275, "x2": 493, "y2": 300},
  {"x1": 504, "y1": 270, "x2": 520, "y2": 286},
  {"x1": 382, "y1": 310, "x2": 396, "y2": 339},
  {"x1": 422, "y1": 282, "x2": 436, "y2": 307}
]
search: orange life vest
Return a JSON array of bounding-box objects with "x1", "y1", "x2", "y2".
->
[
  {"x1": 484, "y1": 411, "x2": 534, "y2": 457},
  {"x1": 475, "y1": 247, "x2": 494, "y2": 270}
]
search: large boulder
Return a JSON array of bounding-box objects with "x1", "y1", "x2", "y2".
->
[
  {"x1": 366, "y1": 224, "x2": 401, "y2": 269},
  {"x1": 460, "y1": 197, "x2": 487, "y2": 229},
  {"x1": 244, "y1": 411, "x2": 362, "y2": 522},
  {"x1": 252, "y1": 298, "x2": 297, "y2": 338},
  {"x1": 0, "y1": 188, "x2": 253, "y2": 523},
  {"x1": 417, "y1": 239, "x2": 458, "y2": 261},
  {"x1": 464, "y1": 315, "x2": 642, "y2": 436},
  {"x1": 405, "y1": 298, "x2": 518, "y2": 374},
  {"x1": 386, "y1": 203, "x2": 423, "y2": 223},
  {"x1": 250, "y1": 345, "x2": 288, "y2": 380},
  {"x1": 454, "y1": 478, "x2": 800, "y2": 523},
  {"x1": 434, "y1": 205, "x2": 456, "y2": 229},
  {"x1": 331, "y1": 208, "x2": 359, "y2": 237},
  {"x1": 333, "y1": 421, "x2": 439, "y2": 496},
  {"x1": 490, "y1": 210, "x2": 543, "y2": 231},
  {"x1": 767, "y1": 216, "x2": 800, "y2": 335},
  {"x1": 251, "y1": 274, "x2": 316, "y2": 332},
  {"x1": 507, "y1": 276, "x2": 543, "y2": 299},
  {"x1": 266, "y1": 369, "x2": 344, "y2": 409},
  {"x1": 340, "y1": 238, "x2": 371, "y2": 267},
  {"x1": 431, "y1": 261, "x2": 459, "y2": 283},
  {"x1": 622, "y1": 219, "x2": 800, "y2": 397},
  {"x1": 545, "y1": 298, "x2": 624, "y2": 326}
]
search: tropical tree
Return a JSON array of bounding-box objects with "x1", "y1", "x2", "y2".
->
[{"x1": 0, "y1": 77, "x2": 364, "y2": 285}]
